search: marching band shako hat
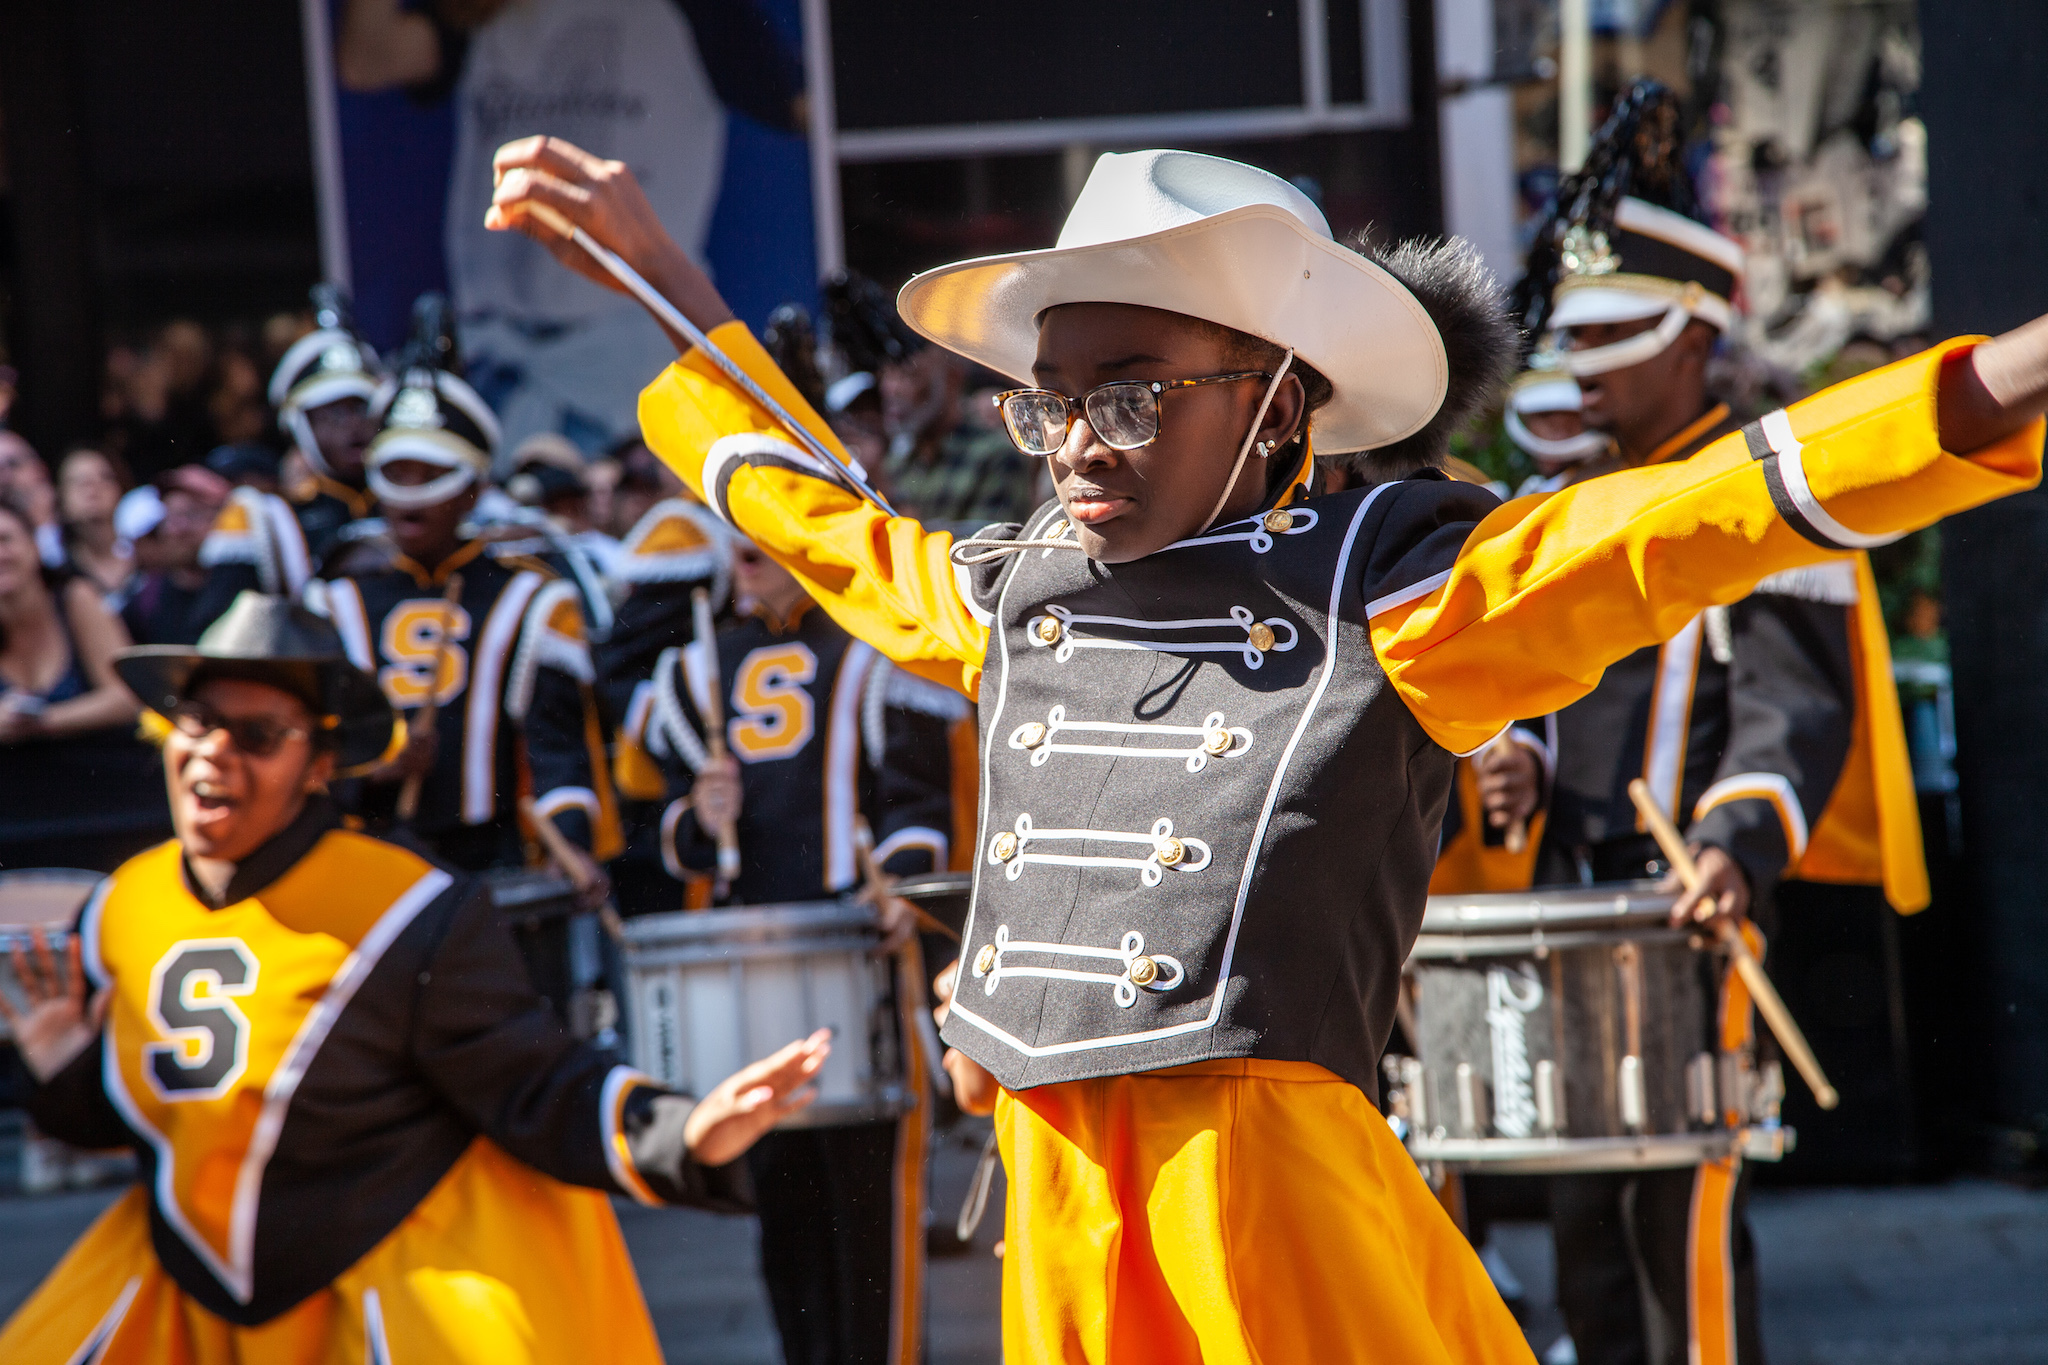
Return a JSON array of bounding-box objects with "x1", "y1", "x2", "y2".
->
[
  {"x1": 269, "y1": 286, "x2": 383, "y2": 479},
  {"x1": 365, "y1": 367, "x2": 503, "y2": 510},
  {"x1": 114, "y1": 591, "x2": 400, "y2": 773},
  {"x1": 895, "y1": 149, "x2": 1448, "y2": 455},
  {"x1": 1548, "y1": 196, "x2": 1745, "y2": 376}
]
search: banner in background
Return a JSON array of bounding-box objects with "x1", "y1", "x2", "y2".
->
[{"x1": 324, "y1": 0, "x2": 815, "y2": 454}]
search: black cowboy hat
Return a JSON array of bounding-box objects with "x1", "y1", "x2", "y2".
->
[{"x1": 114, "y1": 591, "x2": 398, "y2": 772}]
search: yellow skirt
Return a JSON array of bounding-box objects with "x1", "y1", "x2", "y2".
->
[
  {"x1": 0, "y1": 1139, "x2": 664, "y2": 1364},
  {"x1": 996, "y1": 1058, "x2": 1534, "y2": 1365}
]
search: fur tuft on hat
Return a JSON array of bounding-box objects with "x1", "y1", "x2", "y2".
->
[{"x1": 1327, "y1": 234, "x2": 1519, "y2": 483}]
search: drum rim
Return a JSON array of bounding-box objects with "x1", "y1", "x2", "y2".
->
[
  {"x1": 890, "y1": 871, "x2": 972, "y2": 901},
  {"x1": 1419, "y1": 879, "x2": 1678, "y2": 934},
  {"x1": 1406, "y1": 1131, "x2": 1739, "y2": 1172},
  {"x1": 620, "y1": 899, "x2": 883, "y2": 945}
]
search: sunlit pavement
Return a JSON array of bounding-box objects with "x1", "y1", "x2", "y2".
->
[{"x1": 6, "y1": 1144, "x2": 2048, "y2": 1364}]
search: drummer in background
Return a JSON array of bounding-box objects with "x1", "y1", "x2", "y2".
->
[
  {"x1": 1503, "y1": 364, "x2": 1616, "y2": 496},
  {"x1": 1485, "y1": 98, "x2": 1932, "y2": 1365},
  {"x1": 192, "y1": 286, "x2": 382, "y2": 631},
  {"x1": 647, "y1": 532, "x2": 958, "y2": 1365},
  {"x1": 310, "y1": 312, "x2": 621, "y2": 1013},
  {"x1": 598, "y1": 492, "x2": 733, "y2": 917},
  {"x1": 0, "y1": 590, "x2": 829, "y2": 1362}
]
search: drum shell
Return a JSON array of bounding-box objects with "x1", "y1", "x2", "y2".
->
[
  {"x1": 1410, "y1": 930, "x2": 1716, "y2": 1141},
  {"x1": 1403, "y1": 883, "x2": 1735, "y2": 1170},
  {"x1": 0, "y1": 869, "x2": 99, "y2": 1041},
  {"x1": 622, "y1": 902, "x2": 907, "y2": 1128}
]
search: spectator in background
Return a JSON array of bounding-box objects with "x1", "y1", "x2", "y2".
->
[
  {"x1": 204, "y1": 441, "x2": 282, "y2": 495},
  {"x1": 56, "y1": 446, "x2": 135, "y2": 595},
  {"x1": 114, "y1": 466, "x2": 228, "y2": 646},
  {"x1": 608, "y1": 437, "x2": 685, "y2": 538},
  {"x1": 0, "y1": 431, "x2": 64, "y2": 568},
  {"x1": 823, "y1": 371, "x2": 886, "y2": 484},
  {"x1": 0, "y1": 491, "x2": 159, "y2": 873},
  {"x1": 879, "y1": 346, "x2": 1041, "y2": 536},
  {"x1": 109, "y1": 320, "x2": 226, "y2": 481}
]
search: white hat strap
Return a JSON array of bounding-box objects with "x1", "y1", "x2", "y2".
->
[
  {"x1": 1560, "y1": 282, "x2": 1715, "y2": 378},
  {"x1": 1200, "y1": 351, "x2": 1294, "y2": 535},
  {"x1": 1505, "y1": 409, "x2": 1613, "y2": 463}
]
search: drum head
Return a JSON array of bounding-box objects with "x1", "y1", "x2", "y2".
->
[
  {"x1": 0, "y1": 869, "x2": 100, "y2": 929},
  {"x1": 890, "y1": 872, "x2": 971, "y2": 938}
]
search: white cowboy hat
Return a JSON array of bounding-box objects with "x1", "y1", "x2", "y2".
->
[{"x1": 895, "y1": 149, "x2": 1448, "y2": 454}]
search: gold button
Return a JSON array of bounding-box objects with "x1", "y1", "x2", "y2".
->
[
  {"x1": 1034, "y1": 616, "x2": 1062, "y2": 644},
  {"x1": 1128, "y1": 956, "x2": 1159, "y2": 987},
  {"x1": 1018, "y1": 722, "x2": 1048, "y2": 748},
  {"x1": 1247, "y1": 623, "x2": 1276, "y2": 652},
  {"x1": 1155, "y1": 838, "x2": 1186, "y2": 867},
  {"x1": 991, "y1": 831, "x2": 1019, "y2": 861},
  {"x1": 1262, "y1": 509, "x2": 1294, "y2": 533},
  {"x1": 974, "y1": 943, "x2": 997, "y2": 976},
  {"x1": 1202, "y1": 729, "x2": 1232, "y2": 755}
]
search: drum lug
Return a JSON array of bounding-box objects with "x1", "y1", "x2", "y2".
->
[
  {"x1": 1534, "y1": 1058, "x2": 1561, "y2": 1135},
  {"x1": 1455, "y1": 1062, "x2": 1488, "y2": 1137},
  {"x1": 1686, "y1": 1051, "x2": 1717, "y2": 1127},
  {"x1": 1400, "y1": 1057, "x2": 1429, "y2": 1133},
  {"x1": 1753, "y1": 1059, "x2": 1786, "y2": 1123},
  {"x1": 1618, "y1": 1055, "x2": 1646, "y2": 1132}
]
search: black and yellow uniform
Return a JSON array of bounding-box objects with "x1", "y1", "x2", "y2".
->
[
  {"x1": 0, "y1": 798, "x2": 745, "y2": 1364},
  {"x1": 315, "y1": 540, "x2": 621, "y2": 1006},
  {"x1": 596, "y1": 497, "x2": 732, "y2": 917},
  {"x1": 635, "y1": 319, "x2": 2038, "y2": 1360},
  {"x1": 193, "y1": 482, "x2": 363, "y2": 629},
  {"x1": 646, "y1": 598, "x2": 963, "y2": 1365},
  {"x1": 317, "y1": 540, "x2": 618, "y2": 866}
]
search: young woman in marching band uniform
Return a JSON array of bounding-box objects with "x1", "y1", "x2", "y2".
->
[{"x1": 489, "y1": 134, "x2": 2048, "y2": 1363}]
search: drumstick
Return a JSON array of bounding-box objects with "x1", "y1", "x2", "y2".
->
[
  {"x1": 1627, "y1": 778, "x2": 1839, "y2": 1111},
  {"x1": 517, "y1": 795, "x2": 625, "y2": 944},
  {"x1": 1505, "y1": 818, "x2": 1528, "y2": 855},
  {"x1": 520, "y1": 201, "x2": 894, "y2": 517},
  {"x1": 691, "y1": 589, "x2": 742, "y2": 892},
  {"x1": 396, "y1": 573, "x2": 463, "y2": 822}
]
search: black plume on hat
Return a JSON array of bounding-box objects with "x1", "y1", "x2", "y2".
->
[
  {"x1": 369, "y1": 291, "x2": 502, "y2": 467},
  {"x1": 114, "y1": 591, "x2": 397, "y2": 771},
  {"x1": 763, "y1": 304, "x2": 828, "y2": 413},
  {"x1": 1510, "y1": 80, "x2": 1699, "y2": 345}
]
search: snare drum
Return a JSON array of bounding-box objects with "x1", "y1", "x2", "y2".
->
[
  {"x1": 1393, "y1": 883, "x2": 1788, "y2": 1173},
  {"x1": 622, "y1": 901, "x2": 906, "y2": 1128},
  {"x1": 0, "y1": 869, "x2": 100, "y2": 1040},
  {"x1": 482, "y1": 868, "x2": 579, "y2": 1018}
]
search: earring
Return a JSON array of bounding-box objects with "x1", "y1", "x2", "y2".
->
[{"x1": 1255, "y1": 440, "x2": 1272, "y2": 457}]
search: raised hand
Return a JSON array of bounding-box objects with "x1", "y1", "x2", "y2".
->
[
  {"x1": 485, "y1": 135, "x2": 734, "y2": 343},
  {"x1": 682, "y1": 1028, "x2": 832, "y2": 1167},
  {"x1": 0, "y1": 929, "x2": 108, "y2": 1083}
]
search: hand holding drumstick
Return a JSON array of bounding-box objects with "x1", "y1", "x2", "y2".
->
[{"x1": 1628, "y1": 778, "x2": 1839, "y2": 1111}]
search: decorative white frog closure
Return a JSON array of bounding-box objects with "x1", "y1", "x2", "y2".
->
[
  {"x1": 971, "y1": 925, "x2": 1186, "y2": 1008},
  {"x1": 1007, "y1": 706, "x2": 1253, "y2": 772},
  {"x1": 985, "y1": 814, "x2": 1212, "y2": 887},
  {"x1": 1171, "y1": 506, "x2": 1321, "y2": 554},
  {"x1": 1025, "y1": 602, "x2": 1299, "y2": 669}
]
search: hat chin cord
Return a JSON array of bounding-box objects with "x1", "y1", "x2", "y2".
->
[
  {"x1": 283, "y1": 410, "x2": 336, "y2": 480},
  {"x1": 1199, "y1": 351, "x2": 1293, "y2": 534},
  {"x1": 1559, "y1": 297, "x2": 1696, "y2": 377},
  {"x1": 368, "y1": 462, "x2": 479, "y2": 510},
  {"x1": 1505, "y1": 409, "x2": 1613, "y2": 463}
]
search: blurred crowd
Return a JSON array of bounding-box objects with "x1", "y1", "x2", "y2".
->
[{"x1": 0, "y1": 281, "x2": 1046, "y2": 885}]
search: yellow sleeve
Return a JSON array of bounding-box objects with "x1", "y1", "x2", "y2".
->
[
  {"x1": 637, "y1": 323, "x2": 990, "y2": 699},
  {"x1": 1373, "y1": 340, "x2": 2044, "y2": 753}
]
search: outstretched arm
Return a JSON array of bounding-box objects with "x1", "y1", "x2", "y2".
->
[
  {"x1": 1369, "y1": 341, "x2": 2044, "y2": 755},
  {"x1": 487, "y1": 137, "x2": 991, "y2": 697}
]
